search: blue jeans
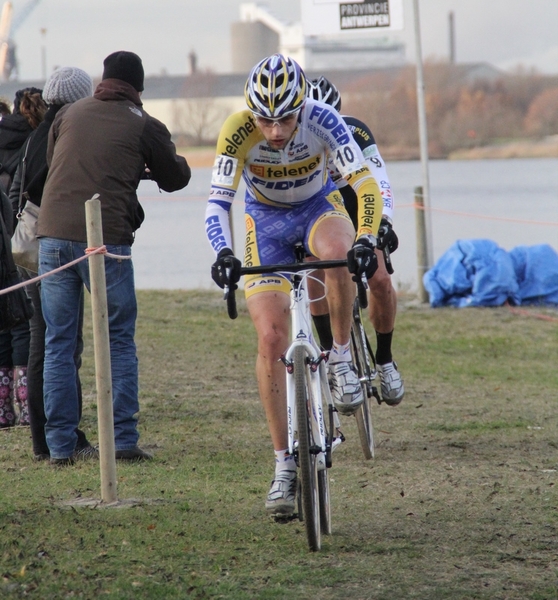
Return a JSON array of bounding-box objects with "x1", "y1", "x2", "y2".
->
[{"x1": 39, "y1": 238, "x2": 140, "y2": 459}]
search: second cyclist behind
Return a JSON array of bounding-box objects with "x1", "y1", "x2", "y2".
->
[{"x1": 305, "y1": 76, "x2": 405, "y2": 406}]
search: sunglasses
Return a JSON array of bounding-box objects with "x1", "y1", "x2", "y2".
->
[{"x1": 254, "y1": 113, "x2": 299, "y2": 128}]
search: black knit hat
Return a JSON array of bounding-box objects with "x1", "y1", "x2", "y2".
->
[{"x1": 102, "y1": 51, "x2": 144, "y2": 92}]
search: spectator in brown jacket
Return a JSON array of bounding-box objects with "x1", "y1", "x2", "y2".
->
[{"x1": 37, "y1": 51, "x2": 191, "y2": 465}]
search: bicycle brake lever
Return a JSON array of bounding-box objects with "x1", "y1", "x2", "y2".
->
[
  {"x1": 223, "y1": 264, "x2": 233, "y2": 299},
  {"x1": 354, "y1": 254, "x2": 369, "y2": 309},
  {"x1": 360, "y1": 272, "x2": 369, "y2": 291},
  {"x1": 377, "y1": 227, "x2": 395, "y2": 275},
  {"x1": 354, "y1": 250, "x2": 369, "y2": 289},
  {"x1": 383, "y1": 246, "x2": 394, "y2": 275},
  {"x1": 223, "y1": 264, "x2": 238, "y2": 319}
]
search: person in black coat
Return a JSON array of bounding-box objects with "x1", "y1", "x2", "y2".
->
[
  {"x1": 8, "y1": 67, "x2": 95, "y2": 458},
  {"x1": 0, "y1": 88, "x2": 44, "y2": 194},
  {"x1": 0, "y1": 88, "x2": 45, "y2": 428}
]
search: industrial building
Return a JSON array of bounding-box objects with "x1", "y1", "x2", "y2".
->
[
  {"x1": 230, "y1": 3, "x2": 406, "y2": 73},
  {"x1": 0, "y1": 2, "x2": 502, "y2": 145}
]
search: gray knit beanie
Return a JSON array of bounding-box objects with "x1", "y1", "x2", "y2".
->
[{"x1": 43, "y1": 66, "x2": 93, "y2": 105}]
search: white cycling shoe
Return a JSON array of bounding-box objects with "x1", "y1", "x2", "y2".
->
[
  {"x1": 329, "y1": 361, "x2": 364, "y2": 416},
  {"x1": 377, "y1": 361, "x2": 405, "y2": 405},
  {"x1": 265, "y1": 470, "x2": 297, "y2": 516}
]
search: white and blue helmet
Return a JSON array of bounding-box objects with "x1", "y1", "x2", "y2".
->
[{"x1": 245, "y1": 54, "x2": 307, "y2": 118}]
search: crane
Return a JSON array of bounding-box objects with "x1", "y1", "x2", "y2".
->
[
  {"x1": 0, "y1": 0, "x2": 43, "y2": 81},
  {"x1": 11, "y1": 0, "x2": 40, "y2": 34}
]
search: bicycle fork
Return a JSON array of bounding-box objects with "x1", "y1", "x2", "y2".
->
[
  {"x1": 283, "y1": 342, "x2": 327, "y2": 462},
  {"x1": 283, "y1": 342, "x2": 344, "y2": 471}
]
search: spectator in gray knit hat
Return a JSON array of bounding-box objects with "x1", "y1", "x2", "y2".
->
[
  {"x1": 6, "y1": 65, "x2": 95, "y2": 460},
  {"x1": 43, "y1": 66, "x2": 93, "y2": 106}
]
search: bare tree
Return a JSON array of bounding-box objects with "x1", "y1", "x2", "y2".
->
[
  {"x1": 342, "y1": 63, "x2": 558, "y2": 157},
  {"x1": 172, "y1": 71, "x2": 231, "y2": 146},
  {"x1": 524, "y1": 88, "x2": 558, "y2": 137}
]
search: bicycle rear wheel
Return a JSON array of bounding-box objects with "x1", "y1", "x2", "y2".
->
[
  {"x1": 351, "y1": 301, "x2": 376, "y2": 459},
  {"x1": 294, "y1": 345, "x2": 321, "y2": 551}
]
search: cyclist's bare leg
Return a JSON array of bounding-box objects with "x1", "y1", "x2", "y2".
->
[
  {"x1": 309, "y1": 249, "x2": 397, "y2": 358},
  {"x1": 309, "y1": 254, "x2": 395, "y2": 332},
  {"x1": 311, "y1": 216, "x2": 364, "y2": 414},
  {"x1": 311, "y1": 217, "x2": 355, "y2": 346},
  {"x1": 367, "y1": 248, "x2": 396, "y2": 334},
  {"x1": 307, "y1": 269, "x2": 333, "y2": 350},
  {"x1": 246, "y1": 290, "x2": 291, "y2": 451}
]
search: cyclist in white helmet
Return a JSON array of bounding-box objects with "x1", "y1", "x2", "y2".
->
[
  {"x1": 306, "y1": 76, "x2": 404, "y2": 405},
  {"x1": 205, "y1": 54, "x2": 383, "y2": 517}
]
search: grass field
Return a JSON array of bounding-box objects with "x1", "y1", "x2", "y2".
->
[{"x1": 1, "y1": 290, "x2": 557, "y2": 599}]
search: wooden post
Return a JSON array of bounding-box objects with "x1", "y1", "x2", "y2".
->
[
  {"x1": 415, "y1": 186, "x2": 429, "y2": 304},
  {"x1": 85, "y1": 196, "x2": 117, "y2": 504}
]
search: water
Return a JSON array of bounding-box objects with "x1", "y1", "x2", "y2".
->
[{"x1": 134, "y1": 157, "x2": 558, "y2": 292}]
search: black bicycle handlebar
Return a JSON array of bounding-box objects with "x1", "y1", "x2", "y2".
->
[
  {"x1": 223, "y1": 259, "x2": 368, "y2": 320},
  {"x1": 221, "y1": 248, "x2": 393, "y2": 319},
  {"x1": 239, "y1": 259, "x2": 348, "y2": 275}
]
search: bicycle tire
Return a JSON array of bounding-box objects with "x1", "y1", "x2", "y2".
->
[
  {"x1": 294, "y1": 345, "x2": 321, "y2": 551},
  {"x1": 351, "y1": 302, "x2": 375, "y2": 460},
  {"x1": 296, "y1": 478, "x2": 303, "y2": 522},
  {"x1": 318, "y1": 469, "x2": 331, "y2": 535},
  {"x1": 317, "y1": 365, "x2": 332, "y2": 535}
]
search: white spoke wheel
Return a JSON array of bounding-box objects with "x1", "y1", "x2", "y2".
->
[{"x1": 294, "y1": 345, "x2": 321, "y2": 551}]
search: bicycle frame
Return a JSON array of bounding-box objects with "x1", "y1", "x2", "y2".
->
[
  {"x1": 224, "y1": 255, "x2": 356, "y2": 465},
  {"x1": 281, "y1": 270, "x2": 341, "y2": 467}
]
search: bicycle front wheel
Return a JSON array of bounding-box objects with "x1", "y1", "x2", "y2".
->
[
  {"x1": 294, "y1": 345, "x2": 321, "y2": 551},
  {"x1": 351, "y1": 302, "x2": 375, "y2": 459},
  {"x1": 318, "y1": 469, "x2": 331, "y2": 535}
]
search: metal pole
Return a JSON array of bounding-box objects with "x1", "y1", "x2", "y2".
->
[
  {"x1": 412, "y1": 0, "x2": 433, "y2": 268},
  {"x1": 449, "y1": 11, "x2": 456, "y2": 64},
  {"x1": 414, "y1": 186, "x2": 429, "y2": 304},
  {"x1": 40, "y1": 28, "x2": 47, "y2": 80},
  {"x1": 85, "y1": 196, "x2": 117, "y2": 504}
]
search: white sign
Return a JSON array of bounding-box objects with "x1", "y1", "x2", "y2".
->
[{"x1": 301, "y1": 0, "x2": 404, "y2": 36}]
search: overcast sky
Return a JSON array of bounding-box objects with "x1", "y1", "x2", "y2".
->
[{"x1": 6, "y1": 0, "x2": 558, "y2": 81}]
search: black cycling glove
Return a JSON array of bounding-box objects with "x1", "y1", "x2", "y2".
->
[
  {"x1": 211, "y1": 248, "x2": 242, "y2": 289},
  {"x1": 377, "y1": 218, "x2": 399, "y2": 253},
  {"x1": 347, "y1": 236, "x2": 378, "y2": 281}
]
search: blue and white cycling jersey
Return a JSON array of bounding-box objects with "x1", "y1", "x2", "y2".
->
[{"x1": 205, "y1": 98, "x2": 382, "y2": 255}]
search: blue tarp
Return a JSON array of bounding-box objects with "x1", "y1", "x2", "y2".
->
[{"x1": 424, "y1": 240, "x2": 558, "y2": 308}]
